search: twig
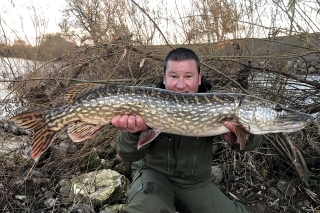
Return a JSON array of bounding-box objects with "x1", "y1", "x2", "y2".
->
[
  {"x1": 0, "y1": 78, "x2": 136, "y2": 83},
  {"x1": 130, "y1": 0, "x2": 173, "y2": 48},
  {"x1": 201, "y1": 62, "x2": 251, "y2": 94},
  {"x1": 283, "y1": 133, "x2": 309, "y2": 179},
  {"x1": 105, "y1": 48, "x2": 127, "y2": 82}
]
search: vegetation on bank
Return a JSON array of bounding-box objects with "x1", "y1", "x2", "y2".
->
[{"x1": 0, "y1": 34, "x2": 77, "y2": 61}]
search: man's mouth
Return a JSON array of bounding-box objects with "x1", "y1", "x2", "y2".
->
[{"x1": 174, "y1": 90, "x2": 189, "y2": 93}]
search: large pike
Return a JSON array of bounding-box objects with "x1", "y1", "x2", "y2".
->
[{"x1": 11, "y1": 83, "x2": 312, "y2": 159}]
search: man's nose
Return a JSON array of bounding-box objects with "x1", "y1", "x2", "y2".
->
[{"x1": 176, "y1": 78, "x2": 186, "y2": 89}]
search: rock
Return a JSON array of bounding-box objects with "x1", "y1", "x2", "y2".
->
[
  {"x1": 244, "y1": 202, "x2": 266, "y2": 213},
  {"x1": 44, "y1": 197, "x2": 56, "y2": 208},
  {"x1": 308, "y1": 66, "x2": 316, "y2": 73},
  {"x1": 97, "y1": 146, "x2": 117, "y2": 159},
  {"x1": 276, "y1": 180, "x2": 297, "y2": 197},
  {"x1": 113, "y1": 161, "x2": 132, "y2": 177},
  {"x1": 100, "y1": 204, "x2": 125, "y2": 213},
  {"x1": 44, "y1": 190, "x2": 56, "y2": 198},
  {"x1": 12, "y1": 170, "x2": 51, "y2": 195},
  {"x1": 211, "y1": 166, "x2": 224, "y2": 184},
  {"x1": 15, "y1": 195, "x2": 27, "y2": 202},
  {"x1": 69, "y1": 169, "x2": 130, "y2": 207},
  {"x1": 267, "y1": 187, "x2": 284, "y2": 201},
  {"x1": 0, "y1": 133, "x2": 29, "y2": 158},
  {"x1": 58, "y1": 179, "x2": 73, "y2": 205},
  {"x1": 80, "y1": 152, "x2": 102, "y2": 172},
  {"x1": 212, "y1": 144, "x2": 219, "y2": 154},
  {"x1": 59, "y1": 179, "x2": 71, "y2": 191},
  {"x1": 59, "y1": 141, "x2": 70, "y2": 150},
  {"x1": 296, "y1": 199, "x2": 310, "y2": 207},
  {"x1": 310, "y1": 61, "x2": 318, "y2": 67},
  {"x1": 101, "y1": 159, "x2": 115, "y2": 170},
  {"x1": 50, "y1": 140, "x2": 71, "y2": 158},
  {"x1": 67, "y1": 144, "x2": 78, "y2": 154},
  {"x1": 21, "y1": 145, "x2": 32, "y2": 159},
  {"x1": 58, "y1": 132, "x2": 69, "y2": 140},
  {"x1": 68, "y1": 204, "x2": 96, "y2": 213}
]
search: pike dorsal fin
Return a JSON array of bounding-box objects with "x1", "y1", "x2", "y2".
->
[{"x1": 64, "y1": 82, "x2": 106, "y2": 103}]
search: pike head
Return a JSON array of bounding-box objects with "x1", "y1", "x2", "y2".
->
[{"x1": 235, "y1": 96, "x2": 312, "y2": 134}]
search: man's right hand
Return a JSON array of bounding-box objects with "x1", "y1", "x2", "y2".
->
[{"x1": 111, "y1": 115, "x2": 148, "y2": 133}]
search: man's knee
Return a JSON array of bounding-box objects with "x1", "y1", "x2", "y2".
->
[
  {"x1": 125, "y1": 182, "x2": 175, "y2": 213},
  {"x1": 125, "y1": 192, "x2": 175, "y2": 213},
  {"x1": 125, "y1": 170, "x2": 176, "y2": 213}
]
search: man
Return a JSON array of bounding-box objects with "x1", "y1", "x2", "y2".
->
[{"x1": 111, "y1": 48, "x2": 262, "y2": 213}]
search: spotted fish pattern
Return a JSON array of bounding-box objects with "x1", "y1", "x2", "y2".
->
[{"x1": 10, "y1": 83, "x2": 312, "y2": 159}]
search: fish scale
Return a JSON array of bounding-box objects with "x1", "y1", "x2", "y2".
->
[{"x1": 10, "y1": 82, "x2": 312, "y2": 159}]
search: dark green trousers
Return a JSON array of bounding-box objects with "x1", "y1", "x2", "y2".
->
[{"x1": 124, "y1": 169, "x2": 248, "y2": 213}]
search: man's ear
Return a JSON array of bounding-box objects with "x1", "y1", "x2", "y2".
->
[
  {"x1": 163, "y1": 73, "x2": 166, "y2": 85},
  {"x1": 198, "y1": 72, "x2": 202, "y2": 85}
]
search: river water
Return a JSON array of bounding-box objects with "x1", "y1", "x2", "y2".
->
[{"x1": 0, "y1": 57, "x2": 47, "y2": 119}]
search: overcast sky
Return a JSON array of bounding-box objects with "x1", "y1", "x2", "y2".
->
[
  {"x1": 1, "y1": 0, "x2": 66, "y2": 44},
  {"x1": 1, "y1": 0, "x2": 319, "y2": 45}
]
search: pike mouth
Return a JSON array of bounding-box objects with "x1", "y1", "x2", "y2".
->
[
  {"x1": 279, "y1": 112, "x2": 313, "y2": 122},
  {"x1": 249, "y1": 112, "x2": 313, "y2": 134},
  {"x1": 258, "y1": 119, "x2": 311, "y2": 134}
]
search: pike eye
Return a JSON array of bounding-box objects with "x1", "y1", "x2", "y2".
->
[{"x1": 274, "y1": 104, "x2": 283, "y2": 112}]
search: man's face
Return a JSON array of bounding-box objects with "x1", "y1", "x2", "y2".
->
[{"x1": 163, "y1": 60, "x2": 202, "y2": 93}]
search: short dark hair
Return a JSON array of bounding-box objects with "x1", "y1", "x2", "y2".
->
[{"x1": 164, "y1": 48, "x2": 200, "y2": 73}]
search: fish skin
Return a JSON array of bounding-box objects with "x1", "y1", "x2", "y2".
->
[{"x1": 10, "y1": 83, "x2": 313, "y2": 159}]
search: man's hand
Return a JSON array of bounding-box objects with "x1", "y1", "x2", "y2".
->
[
  {"x1": 222, "y1": 121, "x2": 250, "y2": 149},
  {"x1": 111, "y1": 115, "x2": 148, "y2": 133}
]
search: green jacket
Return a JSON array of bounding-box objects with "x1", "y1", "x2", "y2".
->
[{"x1": 115, "y1": 78, "x2": 263, "y2": 183}]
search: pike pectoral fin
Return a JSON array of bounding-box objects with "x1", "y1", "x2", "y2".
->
[
  {"x1": 137, "y1": 129, "x2": 161, "y2": 149},
  {"x1": 222, "y1": 121, "x2": 249, "y2": 150},
  {"x1": 234, "y1": 125, "x2": 248, "y2": 150},
  {"x1": 222, "y1": 123, "x2": 248, "y2": 150},
  {"x1": 68, "y1": 122, "x2": 106, "y2": 142},
  {"x1": 223, "y1": 132, "x2": 237, "y2": 148}
]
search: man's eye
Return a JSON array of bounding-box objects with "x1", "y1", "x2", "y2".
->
[
  {"x1": 171, "y1": 76, "x2": 177, "y2": 78},
  {"x1": 186, "y1": 75, "x2": 192, "y2": 78}
]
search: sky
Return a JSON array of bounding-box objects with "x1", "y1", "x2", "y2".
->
[
  {"x1": 0, "y1": 0, "x2": 66, "y2": 44},
  {"x1": 1, "y1": 0, "x2": 319, "y2": 45},
  {"x1": 0, "y1": 0, "x2": 187, "y2": 45}
]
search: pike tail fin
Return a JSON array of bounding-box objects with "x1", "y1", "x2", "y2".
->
[
  {"x1": 11, "y1": 110, "x2": 60, "y2": 159},
  {"x1": 10, "y1": 110, "x2": 46, "y2": 130}
]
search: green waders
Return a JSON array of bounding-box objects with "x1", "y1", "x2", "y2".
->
[{"x1": 124, "y1": 169, "x2": 248, "y2": 213}]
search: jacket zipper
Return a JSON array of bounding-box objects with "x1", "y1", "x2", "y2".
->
[
  {"x1": 192, "y1": 137, "x2": 199, "y2": 174},
  {"x1": 168, "y1": 137, "x2": 171, "y2": 172}
]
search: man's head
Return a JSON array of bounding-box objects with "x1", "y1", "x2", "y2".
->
[{"x1": 163, "y1": 48, "x2": 202, "y2": 93}]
